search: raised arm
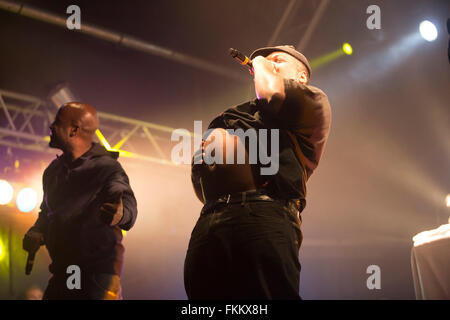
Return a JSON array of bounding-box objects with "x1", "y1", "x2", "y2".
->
[{"x1": 100, "y1": 162, "x2": 138, "y2": 231}]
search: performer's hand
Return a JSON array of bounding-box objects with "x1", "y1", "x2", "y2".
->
[
  {"x1": 100, "y1": 191, "x2": 124, "y2": 226},
  {"x1": 23, "y1": 230, "x2": 44, "y2": 253},
  {"x1": 252, "y1": 55, "x2": 277, "y2": 75},
  {"x1": 252, "y1": 55, "x2": 285, "y2": 104}
]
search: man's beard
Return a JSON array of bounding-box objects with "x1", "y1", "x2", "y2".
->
[{"x1": 49, "y1": 133, "x2": 62, "y2": 149}]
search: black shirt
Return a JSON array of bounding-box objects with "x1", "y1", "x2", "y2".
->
[{"x1": 203, "y1": 79, "x2": 331, "y2": 211}]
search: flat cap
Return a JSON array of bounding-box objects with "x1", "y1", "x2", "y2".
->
[{"x1": 250, "y1": 45, "x2": 311, "y2": 78}]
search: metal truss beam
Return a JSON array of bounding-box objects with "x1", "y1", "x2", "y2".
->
[
  {"x1": 0, "y1": 89, "x2": 192, "y2": 167},
  {"x1": 0, "y1": 0, "x2": 244, "y2": 81}
]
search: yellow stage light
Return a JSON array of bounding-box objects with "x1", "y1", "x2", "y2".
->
[
  {"x1": 310, "y1": 49, "x2": 343, "y2": 70},
  {"x1": 96, "y1": 129, "x2": 112, "y2": 150},
  {"x1": 95, "y1": 129, "x2": 180, "y2": 166},
  {"x1": 309, "y1": 43, "x2": 354, "y2": 71},
  {"x1": 342, "y1": 43, "x2": 353, "y2": 55}
]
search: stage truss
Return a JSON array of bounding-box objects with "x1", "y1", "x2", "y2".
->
[{"x1": 0, "y1": 89, "x2": 191, "y2": 167}]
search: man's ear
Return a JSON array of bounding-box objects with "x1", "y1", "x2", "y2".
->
[
  {"x1": 297, "y1": 70, "x2": 308, "y2": 85},
  {"x1": 69, "y1": 126, "x2": 79, "y2": 137}
]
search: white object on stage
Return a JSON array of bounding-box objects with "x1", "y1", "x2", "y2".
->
[{"x1": 411, "y1": 224, "x2": 450, "y2": 299}]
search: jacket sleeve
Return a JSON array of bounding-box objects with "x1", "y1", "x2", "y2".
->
[
  {"x1": 28, "y1": 170, "x2": 49, "y2": 237},
  {"x1": 103, "y1": 162, "x2": 138, "y2": 231}
]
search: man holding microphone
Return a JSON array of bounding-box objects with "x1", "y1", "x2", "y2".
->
[
  {"x1": 185, "y1": 45, "x2": 331, "y2": 299},
  {"x1": 23, "y1": 102, "x2": 137, "y2": 300}
]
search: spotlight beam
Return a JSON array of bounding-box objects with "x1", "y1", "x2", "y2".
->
[{"x1": 309, "y1": 43, "x2": 352, "y2": 71}]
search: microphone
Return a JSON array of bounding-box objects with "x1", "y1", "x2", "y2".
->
[
  {"x1": 25, "y1": 252, "x2": 36, "y2": 275},
  {"x1": 229, "y1": 48, "x2": 253, "y2": 71}
]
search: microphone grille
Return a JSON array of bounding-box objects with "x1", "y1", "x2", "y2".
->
[{"x1": 229, "y1": 48, "x2": 239, "y2": 58}]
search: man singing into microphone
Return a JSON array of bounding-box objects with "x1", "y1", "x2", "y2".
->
[
  {"x1": 22, "y1": 102, "x2": 138, "y2": 299},
  {"x1": 184, "y1": 45, "x2": 331, "y2": 299}
]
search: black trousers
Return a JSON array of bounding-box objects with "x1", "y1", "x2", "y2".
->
[
  {"x1": 43, "y1": 272, "x2": 122, "y2": 300},
  {"x1": 184, "y1": 199, "x2": 303, "y2": 300}
]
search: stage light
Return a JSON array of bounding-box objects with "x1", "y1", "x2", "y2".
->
[
  {"x1": 16, "y1": 188, "x2": 38, "y2": 213},
  {"x1": 342, "y1": 43, "x2": 353, "y2": 55},
  {"x1": 0, "y1": 240, "x2": 4, "y2": 261},
  {"x1": 48, "y1": 83, "x2": 77, "y2": 109},
  {"x1": 0, "y1": 180, "x2": 14, "y2": 205},
  {"x1": 96, "y1": 129, "x2": 112, "y2": 150},
  {"x1": 419, "y1": 20, "x2": 438, "y2": 42}
]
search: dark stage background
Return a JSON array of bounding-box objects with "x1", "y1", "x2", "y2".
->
[{"x1": 0, "y1": 0, "x2": 449, "y2": 299}]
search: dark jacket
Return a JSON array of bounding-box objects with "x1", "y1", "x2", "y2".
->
[
  {"x1": 206, "y1": 79, "x2": 331, "y2": 210},
  {"x1": 30, "y1": 143, "x2": 138, "y2": 275}
]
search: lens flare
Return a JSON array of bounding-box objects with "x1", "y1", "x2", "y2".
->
[
  {"x1": 0, "y1": 180, "x2": 14, "y2": 205},
  {"x1": 16, "y1": 188, "x2": 38, "y2": 213}
]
